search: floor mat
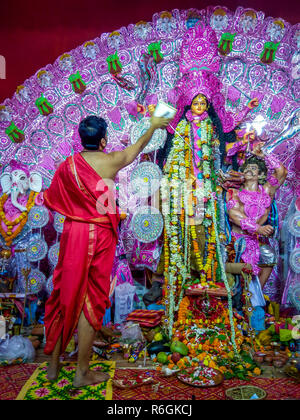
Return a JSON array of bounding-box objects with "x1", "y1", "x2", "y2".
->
[{"x1": 16, "y1": 361, "x2": 115, "y2": 400}]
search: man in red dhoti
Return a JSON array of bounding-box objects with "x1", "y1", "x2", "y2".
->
[{"x1": 43, "y1": 114, "x2": 169, "y2": 387}]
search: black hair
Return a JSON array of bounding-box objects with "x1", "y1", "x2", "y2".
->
[
  {"x1": 240, "y1": 156, "x2": 268, "y2": 181},
  {"x1": 157, "y1": 95, "x2": 238, "y2": 170},
  {"x1": 78, "y1": 115, "x2": 108, "y2": 150}
]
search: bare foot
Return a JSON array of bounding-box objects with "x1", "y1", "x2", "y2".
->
[
  {"x1": 73, "y1": 370, "x2": 110, "y2": 388},
  {"x1": 47, "y1": 362, "x2": 62, "y2": 382}
]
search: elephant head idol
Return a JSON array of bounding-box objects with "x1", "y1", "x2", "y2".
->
[{"x1": 0, "y1": 160, "x2": 43, "y2": 247}]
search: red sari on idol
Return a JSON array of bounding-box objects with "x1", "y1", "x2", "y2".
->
[{"x1": 43, "y1": 153, "x2": 120, "y2": 355}]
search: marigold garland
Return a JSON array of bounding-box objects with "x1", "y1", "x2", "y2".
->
[
  {"x1": 0, "y1": 191, "x2": 37, "y2": 247},
  {"x1": 161, "y1": 117, "x2": 223, "y2": 337}
]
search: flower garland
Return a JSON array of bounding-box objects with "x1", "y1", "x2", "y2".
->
[
  {"x1": 161, "y1": 120, "x2": 189, "y2": 336},
  {"x1": 212, "y1": 199, "x2": 239, "y2": 356},
  {"x1": 0, "y1": 191, "x2": 37, "y2": 247},
  {"x1": 161, "y1": 117, "x2": 222, "y2": 337},
  {"x1": 186, "y1": 119, "x2": 217, "y2": 286}
]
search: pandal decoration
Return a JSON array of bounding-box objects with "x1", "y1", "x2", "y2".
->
[
  {"x1": 26, "y1": 236, "x2": 48, "y2": 262},
  {"x1": 130, "y1": 162, "x2": 162, "y2": 198},
  {"x1": 46, "y1": 275, "x2": 54, "y2": 295},
  {"x1": 19, "y1": 268, "x2": 46, "y2": 294},
  {"x1": 53, "y1": 212, "x2": 65, "y2": 234},
  {"x1": 289, "y1": 249, "x2": 300, "y2": 274},
  {"x1": 27, "y1": 205, "x2": 49, "y2": 229},
  {"x1": 131, "y1": 206, "x2": 164, "y2": 243}
]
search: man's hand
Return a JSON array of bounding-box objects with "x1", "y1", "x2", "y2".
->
[
  {"x1": 257, "y1": 225, "x2": 274, "y2": 236},
  {"x1": 150, "y1": 116, "x2": 171, "y2": 130},
  {"x1": 148, "y1": 104, "x2": 156, "y2": 116},
  {"x1": 248, "y1": 98, "x2": 259, "y2": 109}
]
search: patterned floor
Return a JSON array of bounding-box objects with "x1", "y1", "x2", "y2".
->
[
  {"x1": 112, "y1": 369, "x2": 300, "y2": 400},
  {"x1": 1, "y1": 364, "x2": 299, "y2": 400},
  {"x1": 0, "y1": 363, "x2": 38, "y2": 401}
]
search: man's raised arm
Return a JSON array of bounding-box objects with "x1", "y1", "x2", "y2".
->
[{"x1": 109, "y1": 116, "x2": 170, "y2": 172}]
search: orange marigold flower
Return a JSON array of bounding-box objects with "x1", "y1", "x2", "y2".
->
[{"x1": 253, "y1": 367, "x2": 261, "y2": 376}]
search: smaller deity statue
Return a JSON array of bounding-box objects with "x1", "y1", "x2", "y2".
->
[
  {"x1": 82, "y1": 42, "x2": 99, "y2": 60},
  {"x1": 156, "y1": 11, "x2": 177, "y2": 34},
  {"x1": 226, "y1": 143, "x2": 287, "y2": 288},
  {"x1": 266, "y1": 19, "x2": 286, "y2": 43},
  {"x1": 59, "y1": 54, "x2": 74, "y2": 73},
  {"x1": 16, "y1": 85, "x2": 31, "y2": 103},
  {"x1": 210, "y1": 7, "x2": 229, "y2": 32},
  {"x1": 134, "y1": 21, "x2": 152, "y2": 40},
  {"x1": 37, "y1": 70, "x2": 54, "y2": 89},
  {"x1": 239, "y1": 10, "x2": 257, "y2": 34},
  {"x1": 107, "y1": 31, "x2": 124, "y2": 50}
]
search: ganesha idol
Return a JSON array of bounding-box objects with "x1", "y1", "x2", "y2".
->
[{"x1": 0, "y1": 160, "x2": 47, "y2": 294}]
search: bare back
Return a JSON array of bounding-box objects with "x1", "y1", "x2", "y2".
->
[{"x1": 80, "y1": 151, "x2": 118, "y2": 181}]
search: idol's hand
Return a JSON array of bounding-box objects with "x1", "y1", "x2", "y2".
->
[
  {"x1": 252, "y1": 141, "x2": 265, "y2": 158},
  {"x1": 137, "y1": 103, "x2": 146, "y2": 115},
  {"x1": 247, "y1": 98, "x2": 259, "y2": 109},
  {"x1": 243, "y1": 130, "x2": 256, "y2": 143},
  {"x1": 257, "y1": 225, "x2": 274, "y2": 237}
]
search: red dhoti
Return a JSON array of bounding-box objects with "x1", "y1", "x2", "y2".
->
[{"x1": 43, "y1": 153, "x2": 119, "y2": 355}]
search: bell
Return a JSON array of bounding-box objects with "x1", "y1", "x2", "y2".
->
[{"x1": 0, "y1": 249, "x2": 12, "y2": 259}]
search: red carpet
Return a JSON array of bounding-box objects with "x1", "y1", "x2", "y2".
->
[
  {"x1": 0, "y1": 364, "x2": 38, "y2": 400},
  {"x1": 1, "y1": 364, "x2": 299, "y2": 400},
  {"x1": 112, "y1": 369, "x2": 300, "y2": 400}
]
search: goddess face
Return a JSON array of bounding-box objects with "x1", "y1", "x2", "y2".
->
[{"x1": 191, "y1": 95, "x2": 208, "y2": 116}]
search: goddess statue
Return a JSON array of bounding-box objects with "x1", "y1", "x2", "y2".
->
[{"x1": 152, "y1": 24, "x2": 258, "y2": 332}]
